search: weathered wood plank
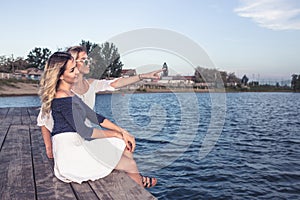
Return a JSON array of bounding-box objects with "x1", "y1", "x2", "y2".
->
[
  {"x1": 0, "y1": 108, "x2": 9, "y2": 121},
  {"x1": 0, "y1": 125, "x2": 35, "y2": 200},
  {"x1": 2, "y1": 107, "x2": 22, "y2": 125},
  {"x1": 89, "y1": 170, "x2": 157, "y2": 200},
  {"x1": 0, "y1": 125, "x2": 9, "y2": 152},
  {"x1": 21, "y1": 107, "x2": 31, "y2": 125},
  {"x1": 30, "y1": 125, "x2": 77, "y2": 200},
  {"x1": 0, "y1": 108, "x2": 12, "y2": 126},
  {"x1": 0, "y1": 107, "x2": 157, "y2": 200},
  {"x1": 27, "y1": 107, "x2": 39, "y2": 125},
  {"x1": 71, "y1": 182, "x2": 100, "y2": 200}
]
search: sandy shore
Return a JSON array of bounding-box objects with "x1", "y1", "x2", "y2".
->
[
  {"x1": 0, "y1": 82, "x2": 211, "y2": 96},
  {"x1": 0, "y1": 82, "x2": 39, "y2": 96}
]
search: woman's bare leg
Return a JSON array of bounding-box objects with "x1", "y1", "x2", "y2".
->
[
  {"x1": 115, "y1": 154, "x2": 142, "y2": 186},
  {"x1": 123, "y1": 149, "x2": 134, "y2": 159}
]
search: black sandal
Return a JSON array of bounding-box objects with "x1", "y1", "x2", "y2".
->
[{"x1": 142, "y1": 175, "x2": 157, "y2": 188}]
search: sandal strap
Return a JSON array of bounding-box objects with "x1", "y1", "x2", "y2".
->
[{"x1": 142, "y1": 176, "x2": 154, "y2": 188}]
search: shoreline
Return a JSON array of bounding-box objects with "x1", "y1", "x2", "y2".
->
[
  {"x1": 0, "y1": 82, "x2": 39, "y2": 97},
  {"x1": 0, "y1": 82, "x2": 293, "y2": 97}
]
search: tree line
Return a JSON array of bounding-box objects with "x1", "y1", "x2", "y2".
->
[
  {"x1": 0, "y1": 41, "x2": 298, "y2": 90},
  {"x1": 194, "y1": 66, "x2": 241, "y2": 87},
  {"x1": 0, "y1": 40, "x2": 123, "y2": 79}
]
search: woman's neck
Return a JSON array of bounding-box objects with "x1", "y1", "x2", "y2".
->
[
  {"x1": 57, "y1": 81, "x2": 73, "y2": 96},
  {"x1": 73, "y1": 73, "x2": 84, "y2": 87},
  {"x1": 72, "y1": 74, "x2": 89, "y2": 94}
]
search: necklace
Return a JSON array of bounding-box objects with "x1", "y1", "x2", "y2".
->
[
  {"x1": 57, "y1": 88, "x2": 74, "y2": 96},
  {"x1": 72, "y1": 79, "x2": 89, "y2": 95}
]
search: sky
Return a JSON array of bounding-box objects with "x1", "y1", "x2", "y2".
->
[{"x1": 1, "y1": 0, "x2": 300, "y2": 81}]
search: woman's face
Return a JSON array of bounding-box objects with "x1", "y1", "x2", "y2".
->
[
  {"x1": 60, "y1": 59, "x2": 79, "y2": 84},
  {"x1": 76, "y1": 52, "x2": 90, "y2": 74}
]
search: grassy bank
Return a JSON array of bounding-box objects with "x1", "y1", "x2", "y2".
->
[
  {"x1": 0, "y1": 79, "x2": 39, "y2": 96},
  {"x1": 0, "y1": 79, "x2": 294, "y2": 97},
  {"x1": 0, "y1": 79, "x2": 39, "y2": 89}
]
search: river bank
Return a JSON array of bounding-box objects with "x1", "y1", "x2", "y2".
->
[
  {"x1": 0, "y1": 80, "x2": 293, "y2": 97},
  {"x1": 0, "y1": 82, "x2": 39, "y2": 96},
  {"x1": 0, "y1": 81, "x2": 211, "y2": 96}
]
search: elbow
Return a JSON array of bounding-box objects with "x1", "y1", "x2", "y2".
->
[
  {"x1": 109, "y1": 80, "x2": 118, "y2": 89},
  {"x1": 99, "y1": 119, "x2": 107, "y2": 127},
  {"x1": 77, "y1": 127, "x2": 93, "y2": 138}
]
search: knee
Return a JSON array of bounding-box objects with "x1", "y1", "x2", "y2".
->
[{"x1": 127, "y1": 157, "x2": 137, "y2": 167}]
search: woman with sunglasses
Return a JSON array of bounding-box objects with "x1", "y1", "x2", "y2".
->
[
  {"x1": 39, "y1": 51, "x2": 157, "y2": 187},
  {"x1": 38, "y1": 45, "x2": 162, "y2": 159}
]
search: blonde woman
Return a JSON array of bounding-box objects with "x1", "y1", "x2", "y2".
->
[
  {"x1": 38, "y1": 45, "x2": 162, "y2": 159},
  {"x1": 39, "y1": 51, "x2": 157, "y2": 187}
]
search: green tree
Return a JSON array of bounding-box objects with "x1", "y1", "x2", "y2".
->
[
  {"x1": 88, "y1": 42, "x2": 123, "y2": 79},
  {"x1": 109, "y1": 56, "x2": 123, "y2": 78},
  {"x1": 12, "y1": 57, "x2": 29, "y2": 71},
  {"x1": 219, "y1": 71, "x2": 228, "y2": 85},
  {"x1": 79, "y1": 40, "x2": 98, "y2": 55},
  {"x1": 291, "y1": 74, "x2": 298, "y2": 91},
  {"x1": 194, "y1": 66, "x2": 221, "y2": 83},
  {"x1": 227, "y1": 72, "x2": 241, "y2": 84},
  {"x1": 297, "y1": 75, "x2": 300, "y2": 92},
  {"x1": 0, "y1": 55, "x2": 10, "y2": 72},
  {"x1": 27, "y1": 47, "x2": 51, "y2": 70},
  {"x1": 194, "y1": 66, "x2": 204, "y2": 83},
  {"x1": 0, "y1": 55, "x2": 28, "y2": 73}
]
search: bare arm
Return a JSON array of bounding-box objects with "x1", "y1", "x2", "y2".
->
[
  {"x1": 110, "y1": 69, "x2": 163, "y2": 89},
  {"x1": 91, "y1": 119, "x2": 136, "y2": 152},
  {"x1": 41, "y1": 126, "x2": 53, "y2": 159}
]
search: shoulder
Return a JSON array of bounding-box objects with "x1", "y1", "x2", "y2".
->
[{"x1": 87, "y1": 78, "x2": 96, "y2": 84}]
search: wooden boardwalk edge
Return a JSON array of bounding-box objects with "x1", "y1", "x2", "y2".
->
[{"x1": 0, "y1": 107, "x2": 157, "y2": 200}]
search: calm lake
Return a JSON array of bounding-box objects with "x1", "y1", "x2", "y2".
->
[{"x1": 0, "y1": 92, "x2": 299, "y2": 199}]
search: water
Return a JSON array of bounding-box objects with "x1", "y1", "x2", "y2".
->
[
  {"x1": 1, "y1": 92, "x2": 300, "y2": 199},
  {"x1": 95, "y1": 92, "x2": 300, "y2": 199},
  {"x1": 0, "y1": 96, "x2": 41, "y2": 108}
]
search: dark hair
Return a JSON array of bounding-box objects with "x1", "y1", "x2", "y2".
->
[{"x1": 48, "y1": 52, "x2": 73, "y2": 78}]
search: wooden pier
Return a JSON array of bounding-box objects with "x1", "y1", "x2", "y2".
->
[{"x1": 0, "y1": 107, "x2": 156, "y2": 200}]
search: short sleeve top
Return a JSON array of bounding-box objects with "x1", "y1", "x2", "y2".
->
[{"x1": 72, "y1": 78, "x2": 119, "y2": 109}]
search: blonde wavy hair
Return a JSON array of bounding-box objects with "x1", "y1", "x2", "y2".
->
[{"x1": 39, "y1": 52, "x2": 73, "y2": 117}]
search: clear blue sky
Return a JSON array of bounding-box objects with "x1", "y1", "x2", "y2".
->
[{"x1": 1, "y1": 0, "x2": 300, "y2": 81}]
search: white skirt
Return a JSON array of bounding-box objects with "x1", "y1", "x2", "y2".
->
[{"x1": 52, "y1": 132, "x2": 126, "y2": 184}]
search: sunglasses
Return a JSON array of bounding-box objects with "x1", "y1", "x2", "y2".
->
[{"x1": 76, "y1": 58, "x2": 92, "y2": 66}]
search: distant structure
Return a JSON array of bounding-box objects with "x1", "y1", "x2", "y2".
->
[
  {"x1": 241, "y1": 75, "x2": 249, "y2": 86},
  {"x1": 120, "y1": 69, "x2": 137, "y2": 77},
  {"x1": 162, "y1": 62, "x2": 168, "y2": 77}
]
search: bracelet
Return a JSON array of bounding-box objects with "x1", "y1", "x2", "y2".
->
[{"x1": 138, "y1": 74, "x2": 143, "y2": 80}]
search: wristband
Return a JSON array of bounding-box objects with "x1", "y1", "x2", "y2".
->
[{"x1": 138, "y1": 74, "x2": 143, "y2": 80}]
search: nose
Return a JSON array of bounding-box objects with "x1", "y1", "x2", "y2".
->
[{"x1": 75, "y1": 67, "x2": 79, "y2": 75}]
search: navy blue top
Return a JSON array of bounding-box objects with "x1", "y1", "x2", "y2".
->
[{"x1": 51, "y1": 95, "x2": 106, "y2": 138}]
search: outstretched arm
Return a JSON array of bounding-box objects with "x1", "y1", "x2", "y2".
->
[{"x1": 110, "y1": 69, "x2": 163, "y2": 89}]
